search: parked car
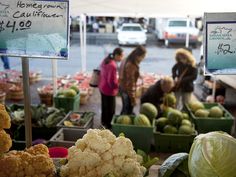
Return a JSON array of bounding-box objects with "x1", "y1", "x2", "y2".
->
[
  {"x1": 155, "y1": 18, "x2": 199, "y2": 47},
  {"x1": 117, "y1": 23, "x2": 147, "y2": 45}
]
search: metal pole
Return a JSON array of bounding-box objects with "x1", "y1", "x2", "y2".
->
[
  {"x1": 80, "y1": 14, "x2": 85, "y2": 72},
  {"x1": 84, "y1": 14, "x2": 87, "y2": 72},
  {"x1": 52, "y1": 59, "x2": 58, "y2": 103},
  {"x1": 212, "y1": 76, "x2": 216, "y2": 102},
  {"x1": 185, "y1": 16, "x2": 190, "y2": 48},
  {"x1": 21, "y1": 57, "x2": 32, "y2": 148}
]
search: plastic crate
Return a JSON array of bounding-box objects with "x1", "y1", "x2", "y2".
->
[
  {"x1": 153, "y1": 129, "x2": 197, "y2": 153},
  {"x1": 54, "y1": 93, "x2": 80, "y2": 113},
  {"x1": 111, "y1": 115, "x2": 153, "y2": 152},
  {"x1": 11, "y1": 140, "x2": 26, "y2": 150},
  {"x1": 185, "y1": 103, "x2": 234, "y2": 134},
  {"x1": 10, "y1": 123, "x2": 58, "y2": 141},
  {"x1": 57, "y1": 111, "x2": 94, "y2": 129},
  {"x1": 49, "y1": 128, "x2": 87, "y2": 148}
]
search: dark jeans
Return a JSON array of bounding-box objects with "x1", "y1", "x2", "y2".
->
[
  {"x1": 1, "y1": 56, "x2": 10, "y2": 69},
  {"x1": 120, "y1": 89, "x2": 134, "y2": 115},
  {"x1": 101, "y1": 92, "x2": 116, "y2": 129}
]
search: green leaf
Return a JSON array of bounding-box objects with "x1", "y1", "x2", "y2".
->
[{"x1": 136, "y1": 149, "x2": 148, "y2": 163}]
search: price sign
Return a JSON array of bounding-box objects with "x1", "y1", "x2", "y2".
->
[
  {"x1": 205, "y1": 13, "x2": 236, "y2": 74},
  {"x1": 0, "y1": 0, "x2": 69, "y2": 59}
]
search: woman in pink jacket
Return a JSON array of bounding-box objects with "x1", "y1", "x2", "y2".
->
[{"x1": 99, "y1": 47, "x2": 124, "y2": 128}]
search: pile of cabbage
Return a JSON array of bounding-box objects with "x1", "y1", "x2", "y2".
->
[{"x1": 159, "y1": 131, "x2": 236, "y2": 177}]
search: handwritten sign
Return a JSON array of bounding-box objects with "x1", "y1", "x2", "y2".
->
[
  {"x1": 0, "y1": 0, "x2": 69, "y2": 58},
  {"x1": 206, "y1": 20, "x2": 236, "y2": 74}
]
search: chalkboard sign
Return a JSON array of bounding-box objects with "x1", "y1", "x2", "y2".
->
[
  {"x1": 205, "y1": 13, "x2": 236, "y2": 74},
  {"x1": 0, "y1": 0, "x2": 69, "y2": 59}
]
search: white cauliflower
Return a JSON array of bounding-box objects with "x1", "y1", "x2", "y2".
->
[
  {"x1": 82, "y1": 129, "x2": 112, "y2": 154},
  {"x1": 60, "y1": 129, "x2": 146, "y2": 177}
]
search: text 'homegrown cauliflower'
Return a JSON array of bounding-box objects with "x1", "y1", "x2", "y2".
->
[{"x1": 60, "y1": 129, "x2": 146, "y2": 177}]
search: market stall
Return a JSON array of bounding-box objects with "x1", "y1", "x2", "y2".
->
[{"x1": 1, "y1": 0, "x2": 236, "y2": 177}]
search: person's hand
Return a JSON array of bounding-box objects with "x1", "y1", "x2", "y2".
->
[{"x1": 131, "y1": 98, "x2": 137, "y2": 106}]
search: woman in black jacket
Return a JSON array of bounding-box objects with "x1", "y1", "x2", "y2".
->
[{"x1": 172, "y1": 48, "x2": 198, "y2": 110}]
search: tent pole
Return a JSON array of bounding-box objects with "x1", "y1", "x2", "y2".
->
[
  {"x1": 212, "y1": 76, "x2": 216, "y2": 102},
  {"x1": 80, "y1": 14, "x2": 84, "y2": 72},
  {"x1": 52, "y1": 59, "x2": 57, "y2": 103},
  {"x1": 21, "y1": 57, "x2": 32, "y2": 148},
  {"x1": 185, "y1": 15, "x2": 190, "y2": 48},
  {"x1": 84, "y1": 14, "x2": 87, "y2": 72}
]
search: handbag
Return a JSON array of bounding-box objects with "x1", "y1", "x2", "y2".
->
[
  {"x1": 89, "y1": 69, "x2": 100, "y2": 87},
  {"x1": 172, "y1": 68, "x2": 188, "y2": 91}
]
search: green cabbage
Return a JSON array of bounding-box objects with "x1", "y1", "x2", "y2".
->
[{"x1": 188, "y1": 131, "x2": 236, "y2": 177}]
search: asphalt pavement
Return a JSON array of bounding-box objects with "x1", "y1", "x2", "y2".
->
[{"x1": 2, "y1": 33, "x2": 201, "y2": 78}]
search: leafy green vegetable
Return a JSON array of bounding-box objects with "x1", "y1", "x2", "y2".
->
[
  {"x1": 103, "y1": 173, "x2": 116, "y2": 177},
  {"x1": 159, "y1": 153, "x2": 189, "y2": 177},
  {"x1": 10, "y1": 104, "x2": 66, "y2": 127},
  {"x1": 136, "y1": 149, "x2": 159, "y2": 173},
  {"x1": 188, "y1": 131, "x2": 236, "y2": 177}
]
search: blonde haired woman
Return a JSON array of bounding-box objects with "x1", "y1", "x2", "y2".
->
[{"x1": 172, "y1": 48, "x2": 197, "y2": 110}]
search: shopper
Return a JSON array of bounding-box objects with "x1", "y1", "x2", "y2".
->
[
  {"x1": 172, "y1": 48, "x2": 197, "y2": 110},
  {"x1": 99, "y1": 47, "x2": 124, "y2": 128},
  {"x1": 140, "y1": 76, "x2": 174, "y2": 117},
  {"x1": 1, "y1": 48, "x2": 10, "y2": 70},
  {"x1": 119, "y1": 45, "x2": 147, "y2": 115},
  {"x1": 1, "y1": 56, "x2": 10, "y2": 70}
]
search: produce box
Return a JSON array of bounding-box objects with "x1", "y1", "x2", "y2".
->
[
  {"x1": 185, "y1": 103, "x2": 234, "y2": 134},
  {"x1": 49, "y1": 128, "x2": 87, "y2": 148},
  {"x1": 57, "y1": 111, "x2": 94, "y2": 129},
  {"x1": 54, "y1": 93, "x2": 80, "y2": 113},
  {"x1": 111, "y1": 115, "x2": 153, "y2": 153},
  {"x1": 9, "y1": 104, "x2": 66, "y2": 140},
  {"x1": 11, "y1": 140, "x2": 26, "y2": 150},
  {"x1": 11, "y1": 124, "x2": 58, "y2": 141},
  {"x1": 153, "y1": 129, "x2": 197, "y2": 153}
]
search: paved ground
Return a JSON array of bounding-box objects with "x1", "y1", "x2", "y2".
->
[{"x1": 2, "y1": 33, "x2": 201, "y2": 78}]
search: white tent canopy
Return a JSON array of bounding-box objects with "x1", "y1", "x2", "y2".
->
[
  {"x1": 70, "y1": 0, "x2": 236, "y2": 72},
  {"x1": 71, "y1": 0, "x2": 236, "y2": 18}
]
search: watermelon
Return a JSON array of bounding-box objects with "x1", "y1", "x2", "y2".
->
[
  {"x1": 163, "y1": 92, "x2": 176, "y2": 107},
  {"x1": 194, "y1": 109, "x2": 210, "y2": 118},
  {"x1": 178, "y1": 125, "x2": 194, "y2": 135},
  {"x1": 63, "y1": 89, "x2": 77, "y2": 97},
  {"x1": 209, "y1": 106, "x2": 223, "y2": 118},
  {"x1": 167, "y1": 109, "x2": 183, "y2": 126},
  {"x1": 70, "y1": 85, "x2": 80, "y2": 93},
  {"x1": 134, "y1": 114, "x2": 151, "y2": 127},
  {"x1": 188, "y1": 101, "x2": 204, "y2": 113},
  {"x1": 181, "y1": 119, "x2": 192, "y2": 127},
  {"x1": 116, "y1": 115, "x2": 132, "y2": 125},
  {"x1": 140, "y1": 103, "x2": 158, "y2": 121},
  {"x1": 155, "y1": 117, "x2": 169, "y2": 132},
  {"x1": 163, "y1": 125, "x2": 178, "y2": 134},
  {"x1": 162, "y1": 106, "x2": 174, "y2": 117}
]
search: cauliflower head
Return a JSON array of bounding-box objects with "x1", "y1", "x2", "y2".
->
[
  {"x1": 0, "y1": 104, "x2": 11, "y2": 129},
  {"x1": 60, "y1": 129, "x2": 146, "y2": 177},
  {"x1": 0, "y1": 144, "x2": 56, "y2": 177},
  {"x1": 0, "y1": 129, "x2": 12, "y2": 154}
]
